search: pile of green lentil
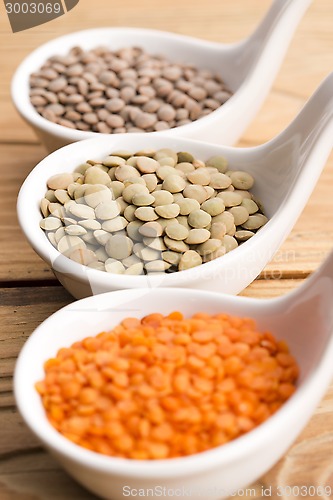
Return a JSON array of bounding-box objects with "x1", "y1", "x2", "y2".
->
[
  {"x1": 29, "y1": 45, "x2": 232, "y2": 133},
  {"x1": 40, "y1": 148, "x2": 268, "y2": 275}
]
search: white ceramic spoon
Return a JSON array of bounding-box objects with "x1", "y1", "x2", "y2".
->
[
  {"x1": 12, "y1": 0, "x2": 312, "y2": 152},
  {"x1": 17, "y1": 72, "x2": 333, "y2": 299},
  {"x1": 14, "y1": 249, "x2": 333, "y2": 500}
]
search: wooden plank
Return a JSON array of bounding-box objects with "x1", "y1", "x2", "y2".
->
[
  {"x1": 0, "y1": 144, "x2": 54, "y2": 282},
  {"x1": 261, "y1": 149, "x2": 333, "y2": 278},
  {"x1": 0, "y1": 286, "x2": 73, "y2": 362},
  {"x1": 0, "y1": 280, "x2": 292, "y2": 389},
  {"x1": 0, "y1": 280, "x2": 292, "y2": 377},
  {"x1": 0, "y1": 468, "x2": 97, "y2": 500},
  {"x1": 0, "y1": 102, "x2": 38, "y2": 146}
]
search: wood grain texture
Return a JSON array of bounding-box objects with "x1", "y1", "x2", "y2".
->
[
  {"x1": 0, "y1": 144, "x2": 53, "y2": 282},
  {"x1": 1, "y1": 0, "x2": 333, "y2": 498}
]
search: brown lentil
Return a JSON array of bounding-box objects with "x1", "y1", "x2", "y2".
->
[{"x1": 30, "y1": 46, "x2": 233, "y2": 134}]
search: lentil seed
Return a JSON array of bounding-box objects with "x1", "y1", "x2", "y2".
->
[
  {"x1": 235, "y1": 230, "x2": 255, "y2": 241},
  {"x1": 139, "y1": 221, "x2": 163, "y2": 238},
  {"x1": 31, "y1": 46, "x2": 232, "y2": 134},
  {"x1": 241, "y1": 198, "x2": 259, "y2": 214},
  {"x1": 132, "y1": 193, "x2": 155, "y2": 206},
  {"x1": 201, "y1": 198, "x2": 225, "y2": 216},
  {"x1": 37, "y1": 311, "x2": 298, "y2": 459},
  {"x1": 187, "y1": 168, "x2": 210, "y2": 186},
  {"x1": 84, "y1": 184, "x2": 113, "y2": 208},
  {"x1": 64, "y1": 224, "x2": 87, "y2": 236},
  {"x1": 155, "y1": 204, "x2": 180, "y2": 219},
  {"x1": 133, "y1": 243, "x2": 161, "y2": 262},
  {"x1": 228, "y1": 206, "x2": 250, "y2": 226},
  {"x1": 165, "y1": 223, "x2": 189, "y2": 241},
  {"x1": 135, "y1": 206, "x2": 159, "y2": 222},
  {"x1": 68, "y1": 203, "x2": 95, "y2": 220},
  {"x1": 145, "y1": 260, "x2": 171, "y2": 272},
  {"x1": 223, "y1": 235, "x2": 238, "y2": 252},
  {"x1": 142, "y1": 173, "x2": 158, "y2": 192},
  {"x1": 218, "y1": 191, "x2": 243, "y2": 207},
  {"x1": 85, "y1": 166, "x2": 111, "y2": 185},
  {"x1": 229, "y1": 171, "x2": 254, "y2": 190},
  {"x1": 210, "y1": 222, "x2": 227, "y2": 240},
  {"x1": 102, "y1": 217, "x2": 128, "y2": 232},
  {"x1": 210, "y1": 173, "x2": 232, "y2": 190},
  {"x1": 105, "y1": 260, "x2": 126, "y2": 274},
  {"x1": 206, "y1": 155, "x2": 228, "y2": 173},
  {"x1": 40, "y1": 148, "x2": 267, "y2": 275},
  {"x1": 78, "y1": 219, "x2": 101, "y2": 230},
  {"x1": 47, "y1": 173, "x2": 73, "y2": 190},
  {"x1": 57, "y1": 235, "x2": 86, "y2": 255},
  {"x1": 178, "y1": 197, "x2": 200, "y2": 215},
  {"x1": 143, "y1": 237, "x2": 167, "y2": 251},
  {"x1": 152, "y1": 190, "x2": 174, "y2": 206},
  {"x1": 136, "y1": 156, "x2": 158, "y2": 174},
  {"x1": 242, "y1": 214, "x2": 268, "y2": 230},
  {"x1": 183, "y1": 185, "x2": 208, "y2": 204},
  {"x1": 197, "y1": 238, "x2": 222, "y2": 256},
  {"x1": 185, "y1": 228, "x2": 211, "y2": 245},
  {"x1": 124, "y1": 205, "x2": 138, "y2": 222},
  {"x1": 40, "y1": 217, "x2": 62, "y2": 231},
  {"x1": 127, "y1": 221, "x2": 144, "y2": 241},
  {"x1": 105, "y1": 234, "x2": 133, "y2": 260},
  {"x1": 179, "y1": 250, "x2": 202, "y2": 270},
  {"x1": 95, "y1": 201, "x2": 121, "y2": 220},
  {"x1": 125, "y1": 262, "x2": 144, "y2": 275},
  {"x1": 40, "y1": 198, "x2": 50, "y2": 218},
  {"x1": 162, "y1": 250, "x2": 181, "y2": 266},
  {"x1": 188, "y1": 209, "x2": 211, "y2": 229},
  {"x1": 164, "y1": 237, "x2": 189, "y2": 253}
]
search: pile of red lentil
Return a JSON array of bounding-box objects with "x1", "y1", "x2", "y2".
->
[{"x1": 36, "y1": 311, "x2": 299, "y2": 460}]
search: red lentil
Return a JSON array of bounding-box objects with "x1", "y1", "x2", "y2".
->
[{"x1": 36, "y1": 312, "x2": 299, "y2": 459}]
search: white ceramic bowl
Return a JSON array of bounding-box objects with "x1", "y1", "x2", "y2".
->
[
  {"x1": 17, "y1": 70, "x2": 333, "y2": 300},
  {"x1": 11, "y1": 0, "x2": 312, "y2": 151},
  {"x1": 14, "y1": 282, "x2": 333, "y2": 500},
  {"x1": 18, "y1": 133, "x2": 280, "y2": 299}
]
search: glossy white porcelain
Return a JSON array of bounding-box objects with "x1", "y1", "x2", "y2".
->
[
  {"x1": 14, "y1": 249, "x2": 333, "y2": 500},
  {"x1": 17, "y1": 73, "x2": 333, "y2": 299},
  {"x1": 11, "y1": 0, "x2": 312, "y2": 152}
]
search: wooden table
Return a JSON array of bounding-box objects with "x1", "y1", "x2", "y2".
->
[{"x1": 1, "y1": 0, "x2": 333, "y2": 498}]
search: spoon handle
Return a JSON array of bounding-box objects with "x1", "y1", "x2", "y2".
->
[
  {"x1": 249, "y1": 0, "x2": 313, "y2": 45},
  {"x1": 230, "y1": 0, "x2": 312, "y2": 79},
  {"x1": 287, "y1": 248, "x2": 333, "y2": 320},
  {"x1": 310, "y1": 250, "x2": 333, "y2": 286},
  {"x1": 273, "y1": 72, "x2": 333, "y2": 160},
  {"x1": 278, "y1": 74, "x2": 333, "y2": 301},
  {"x1": 219, "y1": 0, "x2": 312, "y2": 146}
]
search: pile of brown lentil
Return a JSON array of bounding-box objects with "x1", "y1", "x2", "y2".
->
[
  {"x1": 29, "y1": 46, "x2": 232, "y2": 133},
  {"x1": 40, "y1": 149, "x2": 268, "y2": 274},
  {"x1": 36, "y1": 311, "x2": 299, "y2": 459}
]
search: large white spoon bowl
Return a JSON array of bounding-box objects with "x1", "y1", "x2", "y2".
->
[
  {"x1": 14, "y1": 249, "x2": 333, "y2": 499},
  {"x1": 17, "y1": 73, "x2": 333, "y2": 299},
  {"x1": 11, "y1": 0, "x2": 312, "y2": 152}
]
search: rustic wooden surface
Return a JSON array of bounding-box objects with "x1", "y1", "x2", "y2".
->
[{"x1": 0, "y1": 0, "x2": 333, "y2": 498}]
